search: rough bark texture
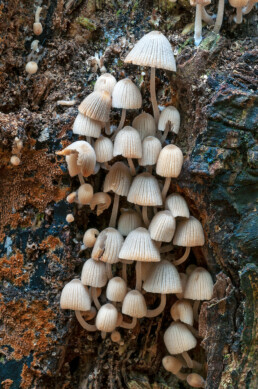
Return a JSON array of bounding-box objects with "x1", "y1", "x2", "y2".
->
[{"x1": 0, "y1": 1, "x2": 257, "y2": 388}]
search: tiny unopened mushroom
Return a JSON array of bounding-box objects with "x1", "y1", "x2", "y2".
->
[
  {"x1": 94, "y1": 73, "x2": 117, "y2": 94},
  {"x1": 66, "y1": 214, "x2": 74, "y2": 223},
  {"x1": 90, "y1": 192, "x2": 112, "y2": 216},
  {"x1": 25, "y1": 61, "x2": 38, "y2": 74},
  {"x1": 132, "y1": 112, "x2": 156, "y2": 140},
  {"x1": 33, "y1": 6, "x2": 43, "y2": 35},
  {"x1": 77, "y1": 183, "x2": 94, "y2": 205},
  {"x1": 170, "y1": 300, "x2": 194, "y2": 326},
  {"x1": 162, "y1": 355, "x2": 187, "y2": 381},
  {"x1": 187, "y1": 373, "x2": 206, "y2": 388},
  {"x1": 83, "y1": 228, "x2": 99, "y2": 248},
  {"x1": 158, "y1": 106, "x2": 180, "y2": 143},
  {"x1": 10, "y1": 155, "x2": 21, "y2": 166},
  {"x1": 121, "y1": 289, "x2": 147, "y2": 329},
  {"x1": 111, "y1": 330, "x2": 121, "y2": 343}
]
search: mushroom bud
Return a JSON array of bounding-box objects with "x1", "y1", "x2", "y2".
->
[
  {"x1": 187, "y1": 373, "x2": 206, "y2": 388},
  {"x1": 25, "y1": 61, "x2": 38, "y2": 74},
  {"x1": 10, "y1": 155, "x2": 21, "y2": 166},
  {"x1": 66, "y1": 214, "x2": 74, "y2": 223},
  {"x1": 83, "y1": 228, "x2": 99, "y2": 248}
]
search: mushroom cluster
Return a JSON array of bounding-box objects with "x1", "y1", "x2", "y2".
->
[{"x1": 58, "y1": 31, "x2": 214, "y2": 387}]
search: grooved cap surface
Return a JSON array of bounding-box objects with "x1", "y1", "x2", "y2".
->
[
  {"x1": 118, "y1": 209, "x2": 143, "y2": 236},
  {"x1": 60, "y1": 279, "x2": 91, "y2": 311},
  {"x1": 143, "y1": 260, "x2": 182, "y2": 293},
  {"x1": 112, "y1": 78, "x2": 142, "y2": 109},
  {"x1": 156, "y1": 144, "x2": 183, "y2": 178},
  {"x1": 81, "y1": 258, "x2": 107, "y2": 287},
  {"x1": 95, "y1": 303, "x2": 118, "y2": 332},
  {"x1": 132, "y1": 112, "x2": 156, "y2": 140},
  {"x1": 184, "y1": 267, "x2": 213, "y2": 300},
  {"x1": 94, "y1": 136, "x2": 114, "y2": 163},
  {"x1": 127, "y1": 172, "x2": 162, "y2": 206},
  {"x1": 165, "y1": 193, "x2": 190, "y2": 218},
  {"x1": 73, "y1": 113, "x2": 102, "y2": 138},
  {"x1": 138, "y1": 136, "x2": 162, "y2": 166},
  {"x1": 149, "y1": 210, "x2": 176, "y2": 242},
  {"x1": 94, "y1": 73, "x2": 117, "y2": 94},
  {"x1": 173, "y1": 216, "x2": 205, "y2": 247},
  {"x1": 122, "y1": 290, "x2": 147, "y2": 318},
  {"x1": 79, "y1": 91, "x2": 111, "y2": 122},
  {"x1": 106, "y1": 277, "x2": 127, "y2": 302},
  {"x1": 104, "y1": 162, "x2": 132, "y2": 196},
  {"x1": 113, "y1": 126, "x2": 142, "y2": 158},
  {"x1": 164, "y1": 322, "x2": 197, "y2": 354},
  {"x1": 92, "y1": 227, "x2": 124, "y2": 264},
  {"x1": 158, "y1": 106, "x2": 180, "y2": 134}
]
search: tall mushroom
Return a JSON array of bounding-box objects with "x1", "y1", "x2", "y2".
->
[{"x1": 190, "y1": 0, "x2": 212, "y2": 46}]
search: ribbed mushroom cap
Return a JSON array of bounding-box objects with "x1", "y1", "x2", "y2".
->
[
  {"x1": 94, "y1": 136, "x2": 114, "y2": 163},
  {"x1": 73, "y1": 113, "x2": 102, "y2": 138},
  {"x1": 149, "y1": 210, "x2": 176, "y2": 242},
  {"x1": 143, "y1": 260, "x2": 182, "y2": 293},
  {"x1": 122, "y1": 290, "x2": 147, "y2": 318},
  {"x1": 173, "y1": 216, "x2": 205, "y2": 247},
  {"x1": 156, "y1": 144, "x2": 183, "y2": 178},
  {"x1": 63, "y1": 141, "x2": 96, "y2": 177},
  {"x1": 60, "y1": 279, "x2": 91, "y2": 311},
  {"x1": 165, "y1": 193, "x2": 190, "y2": 218},
  {"x1": 184, "y1": 267, "x2": 213, "y2": 301},
  {"x1": 94, "y1": 73, "x2": 117, "y2": 94},
  {"x1": 112, "y1": 79, "x2": 142, "y2": 109},
  {"x1": 162, "y1": 355, "x2": 184, "y2": 374},
  {"x1": 78, "y1": 183, "x2": 94, "y2": 205},
  {"x1": 83, "y1": 228, "x2": 99, "y2": 248},
  {"x1": 124, "y1": 31, "x2": 176, "y2": 72},
  {"x1": 176, "y1": 273, "x2": 188, "y2": 299},
  {"x1": 81, "y1": 258, "x2": 107, "y2": 287},
  {"x1": 158, "y1": 106, "x2": 180, "y2": 134},
  {"x1": 170, "y1": 300, "x2": 194, "y2": 326},
  {"x1": 95, "y1": 303, "x2": 118, "y2": 332},
  {"x1": 164, "y1": 322, "x2": 197, "y2": 355},
  {"x1": 104, "y1": 162, "x2": 132, "y2": 197},
  {"x1": 106, "y1": 277, "x2": 127, "y2": 302},
  {"x1": 78, "y1": 91, "x2": 111, "y2": 122},
  {"x1": 91, "y1": 227, "x2": 124, "y2": 264},
  {"x1": 119, "y1": 227, "x2": 160, "y2": 262},
  {"x1": 138, "y1": 136, "x2": 162, "y2": 166},
  {"x1": 118, "y1": 209, "x2": 142, "y2": 236},
  {"x1": 132, "y1": 112, "x2": 156, "y2": 140},
  {"x1": 127, "y1": 172, "x2": 162, "y2": 206},
  {"x1": 113, "y1": 126, "x2": 142, "y2": 158}
]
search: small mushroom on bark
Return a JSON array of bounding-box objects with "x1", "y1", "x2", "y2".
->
[
  {"x1": 187, "y1": 373, "x2": 206, "y2": 388},
  {"x1": 162, "y1": 355, "x2": 187, "y2": 381},
  {"x1": 158, "y1": 106, "x2": 180, "y2": 143},
  {"x1": 90, "y1": 192, "x2": 112, "y2": 216},
  {"x1": 121, "y1": 289, "x2": 147, "y2": 329},
  {"x1": 83, "y1": 228, "x2": 99, "y2": 248}
]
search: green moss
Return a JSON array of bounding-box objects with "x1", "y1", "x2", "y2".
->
[
  {"x1": 199, "y1": 32, "x2": 221, "y2": 51},
  {"x1": 76, "y1": 17, "x2": 97, "y2": 31}
]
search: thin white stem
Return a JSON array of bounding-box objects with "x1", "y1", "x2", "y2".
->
[
  {"x1": 160, "y1": 122, "x2": 170, "y2": 144},
  {"x1": 150, "y1": 67, "x2": 159, "y2": 124},
  {"x1": 173, "y1": 247, "x2": 191, "y2": 266},
  {"x1": 214, "y1": 0, "x2": 225, "y2": 33},
  {"x1": 235, "y1": 7, "x2": 243, "y2": 23},
  {"x1": 182, "y1": 351, "x2": 194, "y2": 368},
  {"x1": 92, "y1": 287, "x2": 101, "y2": 310},
  {"x1": 185, "y1": 324, "x2": 200, "y2": 339},
  {"x1": 111, "y1": 109, "x2": 126, "y2": 140},
  {"x1": 78, "y1": 173, "x2": 85, "y2": 185},
  {"x1": 193, "y1": 300, "x2": 200, "y2": 321},
  {"x1": 243, "y1": 1, "x2": 256, "y2": 14},
  {"x1": 194, "y1": 4, "x2": 203, "y2": 46},
  {"x1": 35, "y1": 6, "x2": 42, "y2": 23},
  {"x1": 122, "y1": 262, "x2": 127, "y2": 284},
  {"x1": 162, "y1": 177, "x2": 171, "y2": 203},
  {"x1": 142, "y1": 206, "x2": 150, "y2": 227},
  {"x1": 146, "y1": 294, "x2": 166, "y2": 318},
  {"x1": 106, "y1": 263, "x2": 113, "y2": 280},
  {"x1": 127, "y1": 158, "x2": 136, "y2": 176},
  {"x1": 109, "y1": 193, "x2": 120, "y2": 228},
  {"x1": 135, "y1": 262, "x2": 142, "y2": 291},
  {"x1": 120, "y1": 316, "x2": 137, "y2": 329},
  {"x1": 75, "y1": 310, "x2": 97, "y2": 331},
  {"x1": 202, "y1": 7, "x2": 214, "y2": 25}
]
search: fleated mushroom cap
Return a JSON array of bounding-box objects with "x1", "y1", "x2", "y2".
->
[
  {"x1": 124, "y1": 31, "x2": 176, "y2": 72},
  {"x1": 127, "y1": 172, "x2": 162, "y2": 206},
  {"x1": 165, "y1": 193, "x2": 190, "y2": 218},
  {"x1": 118, "y1": 209, "x2": 142, "y2": 236},
  {"x1": 143, "y1": 260, "x2": 182, "y2": 294},
  {"x1": 113, "y1": 126, "x2": 142, "y2": 158},
  {"x1": 106, "y1": 277, "x2": 127, "y2": 302},
  {"x1": 81, "y1": 258, "x2": 107, "y2": 287},
  {"x1": 60, "y1": 279, "x2": 91, "y2": 311},
  {"x1": 119, "y1": 227, "x2": 160, "y2": 262},
  {"x1": 94, "y1": 136, "x2": 114, "y2": 163},
  {"x1": 73, "y1": 113, "x2": 102, "y2": 138},
  {"x1": 122, "y1": 290, "x2": 147, "y2": 318},
  {"x1": 149, "y1": 210, "x2": 176, "y2": 242},
  {"x1": 138, "y1": 136, "x2": 162, "y2": 166},
  {"x1": 94, "y1": 73, "x2": 117, "y2": 94},
  {"x1": 104, "y1": 162, "x2": 132, "y2": 197},
  {"x1": 184, "y1": 267, "x2": 213, "y2": 301},
  {"x1": 156, "y1": 144, "x2": 183, "y2": 178},
  {"x1": 91, "y1": 227, "x2": 124, "y2": 264},
  {"x1": 170, "y1": 299, "x2": 194, "y2": 326},
  {"x1": 173, "y1": 216, "x2": 205, "y2": 247},
  {"x1": 95, "y1": 303, "x2": 118, "y2": 332},
  {"x1": 78, "y1": 91, "x2": 111, "y2": 122},
  {"x1": 164, "y1": 322, "x2": 197, "y2": 355},
  {"x1": 63, "y1": 141, "x2": 96, "y2": 178},
  {"x1": 132, "y1": 112, "x2": 156, "y2": 140},
  {"x1": 112, "y1": 78, "x2": 142, "y2": 109},
  {"x1": 158, "y1": 106, "x2": 180, "y2": 134}
]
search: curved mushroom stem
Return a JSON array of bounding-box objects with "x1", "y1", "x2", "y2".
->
[
  {"x1": 109, "y1": 193, "x2": 120, "y2": 228},
  {"x1": 78, "y1": 173, "x2": 85, "y2": 185},
  {"x1": 213, "y1": 0, "x2": 225, "y2": 33},
  {"x1": 35, "y1": 6, "x2": 42, "y2": 23},
  {"x1": 176, "y1": 372, "x2": 188, "y2": 381},
  {"x1": 135, "y1": 261, "x2": 142, "y2": 291},
  {"x1": 243, "y1": 0, "x2": 256, "y2": 14},
  {"x1": 142, "y1": 206, "x2": 150, "y2": 227},
  {"x1": 75, "y1": 310, "x2": 97, "y2": 331},
  {"x1": 235, "y1": 7, "x2": 243, "y2": 23},
  {"x1": 182, "y1": 351, "x2": 194, "y2": 368},
  {"x1": 160, "y1": 122, "x2": 170, "y2": 144},
  {"x1": 106, "y1": 263, "x2": 113, "y2": 280},
  {"x1": 82, "y1": 307, "x2": 97, "y2": 321},
  {"x1": 185, "y1": 324, "x2": 201, "y2": 339},
  {"x1": 122, "y1": 262, "x2": 127, "y2": 283},
  {"x1": 173, "y1": 247, "x2": 191, "y2": 266},
  {"x1": 162, "y1": 177, "x2": 171, "y2": 202},
  {"x1": 201, "y1": 7, "x2": 214, "y2": 24},
  {"x1": 92, "y1": 287, "x2": 101, "y2": 310},
  {"x1": 111, "y1": 109, "x2": 126, "y2": 140},
  {"x1": 194, "y1": 4, "x2": 203, "y2": 46},
  {"x1": 193, "y1": 300, "x2": 200, "y2": 321},
  {"x1": 150, "y1": 67, "x2": 160, "y2": 125},
  {"x1": 127, "y1": 158, "x2": 136, "y2": 176},
  {"x1": 120, "y1": 316, "x2": 137, "y2": 329},
  {"x1": 146, "y1": 294, "x2": 166, "y2": 318}
]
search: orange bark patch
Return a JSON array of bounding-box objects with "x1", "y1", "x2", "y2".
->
[
  {"x1": 1, "y1": 379, "x2": 14, "y2": 389},
  {"x1": 20, "y1": 364, "x2": 34, "y2": 389},
  {"x1": 39, "y1": 236, "x2": 63, "y2": 251},
  {"x1": 0, "y1": 252, "x2": 29, "y2": 286}
]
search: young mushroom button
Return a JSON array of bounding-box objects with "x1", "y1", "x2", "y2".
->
[
  {"x1": 121, "y1": 289, "x2": 147, "y2": 329},
  {"x1": 162, "y1": 355, "x2": 188, "y2": 381}
]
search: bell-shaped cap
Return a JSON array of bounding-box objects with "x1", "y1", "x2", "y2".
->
[
  {"x1": 176, "y1": 273, "x2": 188, "y2": 299},
  {"x1": 90, "y1": 192, "x2": 112, "y2": 216},
  {"x1": 60, "y1": 141, "x2": 96, "y2": 177},
  {"x1": 149, "y1": 210, "x2": 176, "y2": 242},
  {"x1": 106, "y1": 277, "x2": 127, "y2": 302},
  {"x1": 132, "y1": 112, "x2": 156, "y2": 140},
  {"x1": 94, "y1": 136, "x2": 113, "y2": 163},
  {"x1": 122, "y1": 290, "x2": 147, "y2": 318},
  {"x1": 165, "y1": 193, "x2": 190, "y2": 218},
  {"x1": 127, "y1": 172, "x2": 162, "y2": 206},
  {"x1": 104, "y1": 162, "x2": 132, "y2": 197},
  {"x1": 78, "y1": 183, "x2": 94, "y2": 205},
  {"x1": 138, "y1": 136, "x2": 162, "y2": 166},
  {"x1": 124, "y1": 31, "x2": 176, "y2": 72},
  {"x1": 60, "y1": 279, "x2": 91, "y2": 311},
  {"x1": 119, "y1": 227, "x2": 160, "y2": 262},
  {"x1": 184, "y1": 267, "x2": 213, "y2": 301},
  {"x1": 81, "y1": 258, "x2": 107, "y2": 287},
  {"x1": 95, "y1": 303, "x2": 118, "y2": 332},
  {"x1": 143, "y1": 260, "x2": 182, "y2": 294},
  {"x1": 79, "y1": 91, "x2": 111, "y2": 122},
  {"x1": 118, "y1": 209, "x2": 142, "y2": 236},
  {"x1": 170, "y1": 299, "x2": 194, "y2": 326},
  {"x1": 158, "y1": 106, "x2": 180, "y2": 134},
  {"x1": 173, "y1": 216, "x2": 205, "y2": 247},
  {"x1": 164, "y1": 322, "x2": 197, "y2": 355},
  {"x1": 73, "y1": 113, "x2": 102, "y2": 138},
  {"x1": 94, "y1": 73, "x2": 117, "y2": 94},
  {"x1": 91, "y1": 227, "x2": 124, "y2": 264},
  {"x1": 113, "y1": 126, "x2": 142, "y2": 159},
  {"x1": 156, "y1": 144, "x2": 183, "y2": 178},
  {"x1": 112, "y1": 78, "x2": 142, "y2": 109},
  {"x1": 162, "y1": 355, "x2": 184, "y2": 374}
]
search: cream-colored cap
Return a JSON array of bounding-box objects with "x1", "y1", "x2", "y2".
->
[
  {"x1": 83, "y1": 228, "x2": 99, "y2": 248},
  {"x1": 184, "y1": 267, "x2": 213, "y2": 301},
  {"x1": 91, "y1": 227, "x2": 124, "y2": 264},
  {"x1": 119, "y1": 227, "x2": 160, "y2": 262},
  {"x1": 124, "y1": 31, "x2": 176, "y2": 72},
  {"x1": 156, "y1": 144, "x2": 183, "y2": 178},
  {"x1": 187, "y1": 373, "x2": 206, "y2": 388},
  {"x1": 95, "y1": 303, "x2": 118, "y2": 333},
  {"x1": 132, "y1": 112, "x2": 156, "y2": 140},
  {"x1": 104, "y1": 162, "x2": 132, "y2": 197},
  {"x1": 162, "y1": 355, "x2": 184, "y2": 374},
  {"x1": 78, "y1": 91, "x2": 111, "y2": 122},
  {"x1": 90, "y1": 192, "x2": 112, "y2": 216},
  {"x1": 60, "y1": 279, "x2": 91, "y2": 311},
  {"x1": 94, "y1": 73, "x2": 117, "y2": 94},
  {"x1": 158, "y1": 106, "x2": 180, "y2": 134},
  {"x1": 122, "y1": 290, "x2": 147, "y2": 318},
  {"x1": 81, "y1": 258, "x2": 107, "y2": 287},
  {"x1": 73, "y1": 113, "x2": 102, "y2": 138},
  {"x1": 94, "y1": 136, "x2": 114, "y2": 163},
  {"x1": 170, "y1": 299, "x2": 194, "y2": 326},
  {"x1": 106, "y1": 277, "x2": 127, "y2": 302},
  {"x1": 176, "y1": 273, "x2": 188, "y2": 299},
  {"x1": 165, "y1": 193, "x2": 190, "y2": 218},
  {"x1": 143, "y1": 260, "x2": 182, "y2": 293},
  {"x1": 112, "y1": 78, "x2": 142, "y2": 109},
  {"x1": 117, "y1": 209, "x2": 142, "y2": 236},
  {"x1": 227, "y1": 0, "x2": 248, "y2": 7},
  {"x1": 164, "y1": 322, "x2": 197, "y2": 355},
  {"x1": 78, "y1": 183, "x2": 94, "y2": 205},
  {"x1": 113, "y1": 126, "x2": 142, "y2": 159},
  {"x1": 138, "y1": 136, "x2": 162, "y2": 166},
  {"x1": 173, "y1": 216, "x2": 205, "y2": 247},
  {"x1": 149, "y1": 210, "x2": 176, "y2": 242},
  {"x1": 127, "y1": 172, "x2": 162, "y2": 206}
]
